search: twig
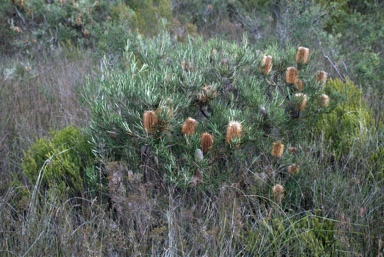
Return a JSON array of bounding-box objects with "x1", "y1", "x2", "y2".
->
[
  {"x1": 22, "y1": 231, "x2": 44, "y2": 257},
  {"x1": 322, "y1": 52, "x2": 345, "y2": 82},
  {"x1": 28, "y1": 148, "x2": 73, "y2": 217},
  {"x1": 14, "y1": 7, "x2": 27, "y2": 29}
]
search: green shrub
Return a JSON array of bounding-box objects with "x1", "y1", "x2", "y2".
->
[
  {"x1": 312, "y1": 78, "x2": 375, "y2": 156},
  {"x1": 83, "y1": 32, "x2": 341, "y2": 190},
  {"x1": 124, "y1": 0, "x2": 172, "y2": 35},
  {"x1": 22, "y1": 126, "x2": 94, "y2": 196}
]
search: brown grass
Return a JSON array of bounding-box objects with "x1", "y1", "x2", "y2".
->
[{"x1": 0, "y1": 50, "x2": 94, "y2": 180}]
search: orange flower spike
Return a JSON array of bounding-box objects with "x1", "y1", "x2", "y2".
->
[
  {"x1": 201, "y1": 132, "x2": 214, "y2": 153},
  {"x1": 182, "y1": 117, "x2": 197, "y2": 136}
]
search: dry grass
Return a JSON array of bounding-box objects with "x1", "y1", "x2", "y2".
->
[{"x1": 0, "y1": 49, "x2": 95, "y2": 182}]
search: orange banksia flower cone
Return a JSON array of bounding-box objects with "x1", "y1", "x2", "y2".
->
[
  {"x1": 182, "y1": 117, "x2": 197, "y2": 136},
  {"x1": 201, "y1": 132, "x2": 214, "y2": 153},
  {"x1": 295, "y1": 47, "x2": 310, "y2": 64},
  {"x1": 272, "y1": 184, "x2": 284, "y2": 203},
  {"x1": 143, "y1": 111, "x2": 158, "y2": 133},
  {"x1": 294, "y1": 79, "x2": 304, "y2": 91},
  {"x1": 261, "y1": 55, "x2": 273, "y2": 75},
  {"x1": 286, "y1": 67, "x2": 298, "y2": 84},
  {"x1": 295, "y1": 93, "x2": 308, "y2": 111},
  {"x1": 225, "y1": 121, "x2": 242, "y2": 144},
  {"x1": 287, "y1": 164, "x2": 300, "y2": 175},
  {"x1": 271, "y1": 141, "x2": 284, "y2": 157},
  {"x1": 316, "y1": 71, "x2": 328, "y2": 85},
  {"x1": 319, "y1": 94, "x2": 330, "y2": 107}
]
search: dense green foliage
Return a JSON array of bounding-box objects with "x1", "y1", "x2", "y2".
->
[
  {"x1": 22, "y1": 126, "x2": 93, "y2": 196},
  {"x1": 313, "y1": 78, "x2": 375, "y2": 155},
  {"x1": 83, "y1": 32, "x2": 339, "y2": 190}
]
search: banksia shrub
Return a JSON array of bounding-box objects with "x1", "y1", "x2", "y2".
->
[
  {"x1": 316, "y1": 71, "x2": 328, "y2": 85},
  {"x1": 201, "y1": 132, "x2": 214, "y2": 153},
  {"x1": 295, "y1": 47, "x2": 309, "y2": 64},
  {"x1": 225, "y1": 121, "x2": 242, "y2": 144},
  {"x1": 271, "y1": 141, "x2": 284, "y2": 157},
  {"x1": 182, "y1": 117, "x2": 197, "y2": 136},
  {"x1": 143, "y1": 111, "x2": 158, "y2": 133},
  {"x1": 83, "y1": 32, "x2": 349, "y2": 191},
  {"x1": 261, "y1": 55, "x2": 272, "y2": 75},
  {"x1": 286, "y1": 67, "x2": 298, "y2": 84}
]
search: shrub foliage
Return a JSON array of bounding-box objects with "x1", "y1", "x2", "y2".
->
[{"x1": 22, "y1": 126, "x2": 93, "y2": 196}]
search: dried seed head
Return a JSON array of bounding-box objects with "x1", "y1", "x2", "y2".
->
[
  {"x1": 181, "y1": 60, "x2": 193, "y2": 72},
  {"x1": 359, "y1": 207, "x2": 366, "y2": 218},
  {"x1": 83, "y1": 29, "x2": 89, "y2": 37},
  {"x1": 182, "y1": 117, "x2": 197, "y2": 136},
  {"x1": 143, "y1": 111, "x2": 158, "y2": 133},
  {"x1": 295, "y1": 93, "x2": 308, "y2": 111},
  {"x1": 75, "y1": 17, "x2": 82, "y2": 26},
  {"x1": 287, "y1": 164, "x2": 300, "y2": 175},
  {"x1": 155, "y1": 105, "x2": 173, "y2": 132},
  {"x1": 316, "y1": 71, "x2": 328, "y2": 85},
  {"x1": 295, "y1": 47, "x2": 310, "y2": 64},
  {"x1": 271, "y1": 141, "x2": 284, "y2": 157},
  {"x1": 294, "y1": 79, "x2": 304, "y2": 91},
  {"x1": 261, "y1": 55, "x2": 273, "y2": 75},
  {"x1": 197, "y1": 85, "x2": 217, "y2": 103},
  {"x1": 319, "y1": 94, "x2": 330, "y2": 107},
  {"x1": 286, "y1": 67, "x2": 298, "y2": 84},
  {"x1": 201, "y1": 132, "x2": 214, "y2": 153},
  {"x1": 288, "y1": 147, "x2": 297, "y2": 154},
  {"x1": 156, "y1": 105, "x2": 173, "y2": 120},
  {"x1": 13, "y1": 26, "x2": 22, "y2": 33},
  {"x1": 272, "y1": 184, "x2": 284, "y2": 194},
  {"x1": 272, "y1": 184, "x2": 284, "y2": 203},
  {"x1": 225, "y1": 121, "x2": 242, "y2": 144}
]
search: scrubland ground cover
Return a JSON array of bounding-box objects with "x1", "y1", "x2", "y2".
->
[{"x1": 1, "y1": 0, "x2": 383, "y2": 256}]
